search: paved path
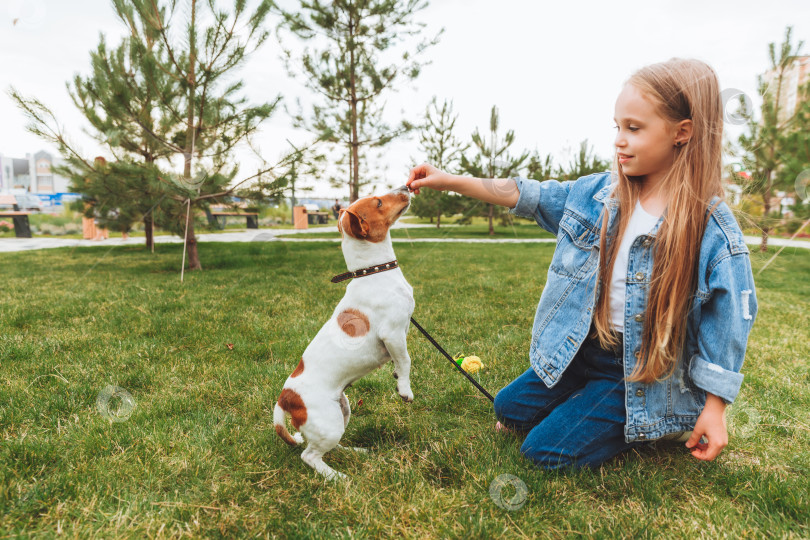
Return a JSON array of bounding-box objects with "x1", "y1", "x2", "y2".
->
[{"x1": 2, "y1": 223, "x2": 809, "y2": 251}]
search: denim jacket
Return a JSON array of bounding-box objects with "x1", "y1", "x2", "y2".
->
[{"x1": 508, "y1": 171, "x2": 758, "y2": 442}]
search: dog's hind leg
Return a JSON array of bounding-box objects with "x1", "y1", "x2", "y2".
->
[
  {"x1": 340, "y1": 392, "x2": 351, "y2": 428},
  {"x1": 335, "y1": 392, "x2": 368, "y2": 453},
  {"x1": 299, "y1": 402, "x2": 348, "y2": 481}
]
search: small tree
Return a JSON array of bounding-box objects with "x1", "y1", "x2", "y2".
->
[
  {"x1": 557, "y1": 139, "x2": 611, "y2": 180},
  {"x1": 460, "y1": 105, "x2": 529, "y2": 235},
  {"x1": 275, "y1": 0, "x2": 442, "y2": 202},
  {"x1": 67, "y1": 33, "x2": 181, "y2": 250},
  {"x1": 728, "y1": 26, "x2": 805, "y2": 252},
  {"x1": 112, "y1": 0, "x2": 282, "y2": 270},
  {"x1": 410, "y1": 97, "x2": 468, "y2": 227},
  {"x1": 12, "y1": 0, "x2": 290, "y2": 272},
  {"x1": 525, "y1": 150, "x2": 558, "y2": 181}
]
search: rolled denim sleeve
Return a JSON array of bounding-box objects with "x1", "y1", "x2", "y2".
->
[
  {"x1": 508, "y1": 176, "x2": 574, "y2": 235},
  {"x1": 689, "y1": 252, "x2": 758, "y2": 404}
]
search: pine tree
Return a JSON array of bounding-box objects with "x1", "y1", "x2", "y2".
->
[
  {"x1": 460, "y1": 105, "x2": 529, "y2": 235},
  {"x1": 411, "y1": 97, "x2": 468, "y2": 227},
  {"x1": 525, "y1": 150, "x2": 558, "y2": 181},
  {"x1": 11, "y1": 0, "x2": 289, "y2": 271},
  {"x1": 558, "y1": 140, "x2": 611, "y2": 180},
  {"x1": 275, "y1": 0, "x2": 442, "y2": 202},
  {"x1": 67, "y1": 33, "x2": 181, "y2": 250},
  {"x1": 728, "y1": 26, "x2": 805, "y2": 252},
  {"x1": 111, "y1": 0, "x2": 282, "y2": 270}
]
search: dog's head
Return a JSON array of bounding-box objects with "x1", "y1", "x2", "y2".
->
[{"x1": 337, "y1": 186, "x2": 411, "y2": 243}]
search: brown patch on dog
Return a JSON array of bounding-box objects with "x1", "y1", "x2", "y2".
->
[
  {"x1": 278, "y1": 388, "x2": 307, "y2": 429},
  {"x1": 340, "y1": 192, "x2": 410, "y2": 243},
  {"x1": 291, "y1": 357, "x2": 305, "y2": 377},
  {"x1": 275, "y1": 423, "x2": 298, "y2": 446},
  {"x1": 338, "y1": 308, "x2": 370, "y2": 337}
]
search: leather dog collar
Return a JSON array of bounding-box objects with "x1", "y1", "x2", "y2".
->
[{"x1": 331, "y1": 260, "x2": 399, "y2": 283}]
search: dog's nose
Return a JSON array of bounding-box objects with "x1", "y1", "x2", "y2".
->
[{"x1": 390, "y1": 185, "x2": 411, "y2": 197}]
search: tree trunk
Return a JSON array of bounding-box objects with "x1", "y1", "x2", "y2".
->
[
  {"x1": 185, "y1": 210, "x2": 200, "y2": 271},
  {"x1": 488, "y1": 203, "x2": 495, "y2": 235},
  {"x1": 348, "y1": 19, "x2": 360, "y2": 203},
  {"x1": 144, "y1": 215, "x2": 154, "y2": 251},
  {"x1": 760, "y1": 188, "x2": 771, "y2": 252},
  {"x1": 183, "y1": 0, "x2": 201, "y2": 271},
  {"x1": 436, "y1": 210, "x2": 441, "y2": 228}
]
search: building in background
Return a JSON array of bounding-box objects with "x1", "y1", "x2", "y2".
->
[
  {"x1": 0, "y1": 150, "x2": 78, "y2": 211},
  {"x1": 743, "y1": 56, "x2": 810, "y2": 217},
  {"x1": 762, "y1": 55, "x2": 810, "y2": 126}
]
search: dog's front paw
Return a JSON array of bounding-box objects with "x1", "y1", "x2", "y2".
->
[{"x1": 398, "y1": 387, "x2": 414, "y2": 402}]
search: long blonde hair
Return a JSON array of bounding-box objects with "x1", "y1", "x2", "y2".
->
[{"x1": 591, "y1": 58, "x2": 725, "y2": 383}]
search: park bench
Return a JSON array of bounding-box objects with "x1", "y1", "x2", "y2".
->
[
  {"x1": 204, "y1": 205, "x2": 259, "y2": 230},
  {"x1": 307, "y1": 210, "x2": 330, "y2": 225},
  {"x1": 0, "y1": 195, "x2": 32, "y2": 238}
]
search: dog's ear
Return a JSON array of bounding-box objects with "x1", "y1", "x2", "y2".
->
[{"x1": 345, "y1": 210, "x2": 369, "y2": 239}]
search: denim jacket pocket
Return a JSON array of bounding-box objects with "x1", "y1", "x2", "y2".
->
[{"x1": 551, "y1": 210, "x2": 600, "y2": 279}]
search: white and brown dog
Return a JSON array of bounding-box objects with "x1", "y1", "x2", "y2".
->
[{"x1": 273, "y1": 186, "x2": 415, "y2": 480}]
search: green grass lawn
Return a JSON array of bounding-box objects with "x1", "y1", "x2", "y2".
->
[
  {"x1": 1, "y1": 240, "x2": 808, "y2": 537},
  {"x1": 279, "y1": 219, "x2": 559, "y2": 240}
]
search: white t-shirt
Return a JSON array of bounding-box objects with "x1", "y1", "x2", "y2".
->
[{"x1": 609, "y1": 199, "x2": 661, "y2": 333}]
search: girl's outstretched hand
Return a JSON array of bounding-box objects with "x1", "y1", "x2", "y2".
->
[
  {"x1": 406, "y1": 163, "x2": 453, "y2": 194},
  {"x1": 685, "y1": 393, "x2": 728, "y2": 461}
]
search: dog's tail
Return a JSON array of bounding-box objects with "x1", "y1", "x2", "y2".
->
[{"x1": 274, "y1": 401, "x2": 302, "y2": 446}]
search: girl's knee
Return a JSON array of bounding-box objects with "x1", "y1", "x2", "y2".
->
[
  {"x1": 519, "y1": 439, "x2": 576, "y2": 470},
  {"x1": 519, "y1": 436, "x2": 628, "y2": 470},
  {"x1": 493, "y1": 390, "x2": 509, "y2": 422},
  {"x1": 493, "y1": 388, "x2": 515, "y2": 423}
]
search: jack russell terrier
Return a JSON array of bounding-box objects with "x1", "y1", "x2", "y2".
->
[{"x1": 274, "y1": 185, "x2": 415, "y2": 480}]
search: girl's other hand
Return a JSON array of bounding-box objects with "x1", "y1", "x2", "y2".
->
[
  {"x1": 685, "y1": 393, "x2": 728, "y2": 461},
  {"x1": 406, "y1": 163, "x2": 452, "y2": 194}
]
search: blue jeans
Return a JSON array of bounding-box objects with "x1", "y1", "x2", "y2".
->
[{"x1": 494, "y1": 330, "x2": 646, "y2": 469}]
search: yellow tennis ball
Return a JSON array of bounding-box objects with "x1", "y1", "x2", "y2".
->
[{"x1": 461, "y1": 356, "x2": 483, "y2": 374}]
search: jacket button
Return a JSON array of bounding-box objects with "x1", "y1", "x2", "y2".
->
[
  {"x1": 635, "y1": 388, "x2": 645, "y2": 397},
  {"x1": 638, "y1": 433, "x2": 647, "y2": 440},
  {"x1": 635, "y1": 272, "x2": 645, "y2": 281},
  {"x1": 634, "y1": 313, "x2": 644, "y2": 322},
  {"x1": 642, "y1": 238, "x2": 652, "y2": 247}
]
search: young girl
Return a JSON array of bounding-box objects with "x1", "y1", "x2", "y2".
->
[{"x1": 405, "y1": 58, "x2": 758, "y2": 469}]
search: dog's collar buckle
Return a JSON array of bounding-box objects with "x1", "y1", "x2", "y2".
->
[{"x1": 331, "y1": 260, "x2": 399, "y2": 283}]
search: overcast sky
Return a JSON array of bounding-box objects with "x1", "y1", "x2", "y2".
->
[{"x1": 2, "y1": 0, "x2": 808, "y2": 200}]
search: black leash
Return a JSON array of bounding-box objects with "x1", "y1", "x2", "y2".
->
[
  {"x1": 330, "y1": 262, "x2": 495, "y2": 403},
  {"x1": 409, "y1": 316, "x2": 495, "y2": 403}
]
